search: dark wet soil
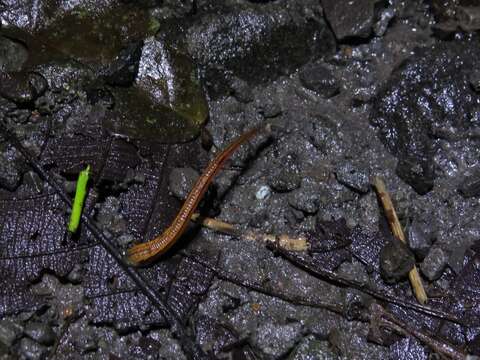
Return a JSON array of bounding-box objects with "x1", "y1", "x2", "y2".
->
[{"x1": 1, "y1": 0, "x2": 480, "y2": 359}]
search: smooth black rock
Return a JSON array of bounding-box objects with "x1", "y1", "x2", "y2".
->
[
  {"x1": 184, "y1": 1, "x2": 335, "y2": 96},
  {"x1": 0, "y1": 35, "x2": 29, "y2": 72},
  {"x1": 379, "y1": 239, "x2": 415, "y2": 284},
  {"x1": 268, "y1": 170, "x2": 301, "y2": 193},
  {"x1": 420, "y1": 247, "x2": 448, "y2": 281},
  {"x1": 299, "y1": 63, "x2": 339, "y2": 98},
  {"x1": 322, "y1": 0, "x2": 376, "y2": 41},
  {"x1": 371, "y1": 41, "x2": 480, "y2": 195},
  {"x1": 102, "y1": 41, "x2": 143, "y2": 87}
]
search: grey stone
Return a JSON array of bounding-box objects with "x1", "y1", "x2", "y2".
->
[
  {"x1": 254, "y1": 322, "x2": 303, "y2": 358},
  {"x1": 0, "y1": 36, "x2": 28, "y2": 72},
  {"x1": 335, "y1": 163, "x2": 370, "y2": 194},
  {"x1": 406, "y1": 219, "x2": 433, "y2": 259},
  {"x1": 299, "y1": 63, "x2": 339, "y2": 98},
  {"x1": 380, "y1": 239, "x2": 415, "y2": 284},
  {"x1": 24, "y1": 322, "x2": 56, "y2": 346},
  {"x1": 168, "y1": 167, "x2": 199, "y2": 201},
  {"x1": 421, "y1": 247, "x2": 448, "y2": 281},
  {"x1": 322, "y1": 0, "x2": 376, "y2": 41},
  {"x1": 0, "y1": 320, "x2": 22, "y2": 348},
  {"x1": 19, "y1": 338, "x2": 47, "y2": 360}
]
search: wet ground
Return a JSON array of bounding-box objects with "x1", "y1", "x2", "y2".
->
[{"x1": 1, "y1": 0, "x2": 480, "y2": 359}]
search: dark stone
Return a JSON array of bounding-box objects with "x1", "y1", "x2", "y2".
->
[
  {"x1": 406, "y1": 219, "x2": 433, "y2": 260},
  {"x1": 379, "y1": 239, "x2": 415, "y2": 284},
  {"x1": 184, "y1": 1, "x2": 335, "y2": 97},
  {"x1": 0, "y1": 72, "x2": 48, "y2": 105},
  {"x1": 322, "y1": 0, "x2": 376, "y2": 41},
  {"x1": 102, "y1": 41, "x2": 143, "y2": 87},
  {"x1": 0, "y1": 144, "x2": 22, "y2": 191},
  {"x1": 0, "y1": 320, "x2": 22, "y2": 348},
  {"x1": 230, "y1": 77, "x2": 254, "y2": 103},
  {"x1": 0, "y1": 35, "x2": 29, "y2": 72},
  {"x1": 458, "y1": 170, "x2": 480, "y2": 198},
  {"x1": 95, "y1": 197, "x2": 127, "y2": 236},
  {"x1": 268, "y1": 171, "x2": 301, "y2": 193},
  {"x1": 24, "y1": 322, "x2": 56, "y2": 346},
  {"x1": 469, "y1": 70, "x2": 480, "y2": 93},
  {"x1": 420, "y1": 247, "x2": 448, "y2": 281},
  {"x1": 288, "y1": 183, "x2": 320, "y2": 214},
  {"x1": 19, "y1": 338, "x2": 47, "y2": 360},
  {"x1": 371, "y1": 41, "x2": 480, "y2": 195},
  {"x1": 299, "y1": 63, "x2": 339, "y2": 98},
  {"x1": 168, "y1": 167, "x2": 199, "y2": 201},
  {"x1": 335, "y1": 162, "x2": 370, "y2": 194}
]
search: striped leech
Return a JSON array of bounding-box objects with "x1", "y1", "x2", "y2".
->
[{"x1": 126, "y1": 125, "x2": 266, "y2": 265}]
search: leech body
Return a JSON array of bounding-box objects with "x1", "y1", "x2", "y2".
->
[{"x1": 127, "y1": 126, "x2": 262, "y2": 265}]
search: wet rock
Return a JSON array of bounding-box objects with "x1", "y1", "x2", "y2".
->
[
  {"x1": 230, "y1": 77, "x2": 254, "y2": 103},
  {"x1": 379, "y1": 239, "x2": 415, "y2": 284},
  {"x1": 0, "y1": 36, "x2": 29, "y2": 72},
  {"x1": 0, "y1": 320, "x2": 22, "y2": 348},
  {"x1": 322, "y1": 0, "x2": 376, "y2": 41},
  {"x1": 288, "y1": 181, "x2": 321, "y2": 214},
  {"x1": 24, "y1": 322, "x2": 56, "y2": 346},
  {"x1": 268, "y1": 170, "x2": 301, "y2": 193},
  {"x1": 371, "y1": 41, "x2": 480, "y2": 195},
  {"x1": 102, "y1": 41, "x2": 143, "y2": 87},
  {"x1": 67, "y1": 264, "x2": 83, "y2": 284},
  {"x1": 374, "y1": 7, "x2": 395, "y2": 37},
  {"x1": 420, "y1": 247, "x2": 448, "y2": 281},
  {"x1": 184, "y1": 1, "x2": 335, "y2": 96},
  {"x1": 168, "y1": 167, "x2": 199, "y2": 201},
  {"x1": 406, "y1": 219, "x2": 433, "y2": 259},
  {"x1": 258, "y1": 96, "x2": 282, "y2": 118},
  {"x1": 447, "y1": 243, "x2": 469, "y2": 274},
  {"x1": 335, "y1": 162, "x2": 370, "y2": 194},
  {"x1": 74, "y1": 329, "x2": 98, "y2": 353},
  {"x1": 469, "y1": 70, "x2": 480, "y2": 93},
  {"x1": 253, "y1": 322, "x2": 303, "y2": 358},
  {"x1": 19, "y1": 337, "x2": 47, "y2": 360},
  {"x1": 299, "y1": 62, "x2": 339, "y2": 98},
  {"x1": 104, "y1": 36, "x2": 208, "y2": 143},
  {"x1": 458, "y1": 170, "x2": 480, "y2": 198},
  {"x1": 0, "y1": 144, "x2": 22, "y2": 191},
  {"x1": 0, "y1": 72, "x2": 48, "y2": 105}
]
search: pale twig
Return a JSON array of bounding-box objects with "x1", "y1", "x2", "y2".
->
[
  {"x1": 191, "y1": 214, "x2": 308, "y2": 251},
  {"x1": 373, "y1": 177, "x2": 428, "y2": 304}
]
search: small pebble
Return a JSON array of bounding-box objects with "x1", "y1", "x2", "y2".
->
[
  {"x1": 420, "y1": 247, "x2": 448, "y2": 281},
  {"x1": 19, "y1": 338, "x2": 47, "y2": 360},
  {"x1": 0, "y1": 320, "x2": 22, "y2": 347},
  {"x1": 299, "y1": 63, "x2": 339, "y2": 98},
  {"x1": 268, "y1": 171, "x2": 301, "y2": 192},
  {"x1": 255, "y1": 185, "x2": 271, "y2": 200},
  {"x1": 67, "y1": 263, "x2": 83, "y2": 284},
  {"x1": 335, "y1": 163, "x2": 370, "y2": 193},
  {"x1": 24, "y1": 322, "x2": 56, "y2": 346},
  {"x1": 380, "y1": 239, "x2": 415, "y2": 284},
  {"x1": 406, "y1": 219, "x2": 433, "y2": 259}
]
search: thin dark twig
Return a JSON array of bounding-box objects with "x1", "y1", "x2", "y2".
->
[
  {"x1": 181, "y1": 251, "x2": 346, "y2": 316},
  {"x1": 267, "y1": 242, "x2": 464, "y2": 326},
  {"x1": 0, "y1": 123, "x2": 209, "y2": 360}
]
